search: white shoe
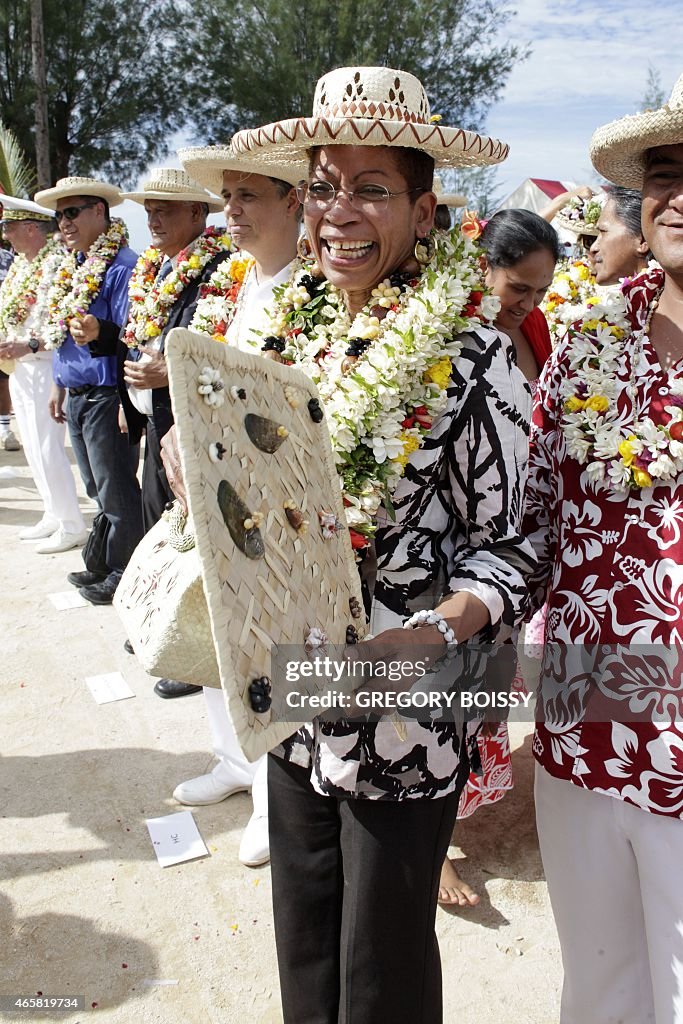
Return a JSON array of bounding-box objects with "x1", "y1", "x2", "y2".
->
[
  {"x1": 239, "y1": 813, "x2": 270, "y2": 867},
  {"x1": 35, "y1": 527, "x2": 88, "y2": 554},
  {"x1": 173, "y1": 769, "x2": 250, "y2": 806},
  {"x1": 19, "y1": 517, "x2": 59, "y2": 540},
  {"x1": 1, "y1": 430, "x2": 20, "y2": 451}
]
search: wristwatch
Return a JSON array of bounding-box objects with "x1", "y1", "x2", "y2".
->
[{"x1": 27, "y1": 337, "x2": 40, "y2": 354}]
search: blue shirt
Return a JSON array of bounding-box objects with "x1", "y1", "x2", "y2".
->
[{"x1": 52, "y1": 245, "x2": 137, "y2": 388}]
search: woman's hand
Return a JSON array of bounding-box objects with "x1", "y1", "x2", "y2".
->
[{"x1": 160, "y1": 425, "x2": 187, "y2": 511}]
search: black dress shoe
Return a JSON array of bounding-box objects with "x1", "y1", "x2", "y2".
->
[
  {"x1": 154, "y1": 679, "x2": 203, "y2": 699},
  {"x1": 67, "y1": 569, "x2": 107, "y2": 588},
  {"x1": 79, "y1": 572, "x2": 121, "y2": 606},
  {"x1": 123, "y1": 639, "x2": 135, "y2": 655}
]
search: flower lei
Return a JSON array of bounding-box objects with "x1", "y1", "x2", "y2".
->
[
  {"x1": 0, "y1": 238, "x2": 63, "y2": 335},
  {"x1": 123, "y1": 227, "x2": 232, "y2": 348},
  {"x1": 188, "y1": 253, "x2": 254, "y2": 342},
  {"x1": 542, "y1": 257, "x2": 612, "y2": 347},
  {"x1": 45, "y1": 219, "x2": 129, "y2": 349},
  {"x1": 558, "y1": 194, "x2": 603, "y2": 232},
  {"x1": 560, "y1": 268, "x2": 683, "y2": 491},
  {"x1": 262, "y1": 227, "x2": 499, "y2": 541}
]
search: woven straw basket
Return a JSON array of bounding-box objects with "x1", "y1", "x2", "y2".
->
[
  {"x1": 165, "y1": 328, "x2": 367, "y2": 762},
  {"x1": 113, "y1": 505, "x2": 220, "y2": 686}
]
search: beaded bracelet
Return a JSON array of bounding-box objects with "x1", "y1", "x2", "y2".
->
[{"x1": 403, "y1": 609, "x2": 458, "y2": 656}]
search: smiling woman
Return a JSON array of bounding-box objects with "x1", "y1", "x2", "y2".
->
[{"x1": 230, "y1": 65, "x2": 535, "y2": 1024}]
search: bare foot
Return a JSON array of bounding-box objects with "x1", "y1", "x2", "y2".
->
[{"x1": 438, "y1": 857, "x2": 480, "y2": 907}]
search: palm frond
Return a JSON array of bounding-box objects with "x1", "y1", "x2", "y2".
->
[{"x1": 0, "y1": 122, "x2": 37, "y2": 199}]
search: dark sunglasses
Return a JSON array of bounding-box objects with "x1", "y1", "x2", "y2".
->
[{"x1": 55, "y1": 201, "x2": 98, "y2": 223}]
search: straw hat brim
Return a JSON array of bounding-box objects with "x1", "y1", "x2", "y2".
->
[
  {"x1": 179, "y1": 146, "x2": 308, "y2": 197},
  {"x1": 437, "y1": 192, "x2": 467, "y2": 208},
  {"x1": 34, "y1": 181, "x2": 122, "y2": 210},
  {"x1": 590, "y1": 107, "x2": 683, "y2": 187},
  {"x1": 230, "y1": 116, "x2": 509, "y2": 170},
  {"x1": 121, "y1": 189, "x2": 224, "y2": 212},
  {"x1": 555, "y1": 212, "x2": 599, "y2": 236}
]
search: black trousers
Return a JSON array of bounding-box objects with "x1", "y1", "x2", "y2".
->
[
  {"x1": 268, "y1": 753, "x2": 465, "y2": 1024},
  {"x1": 141, "y1": 415, "x2": 175, "y2": 533}
]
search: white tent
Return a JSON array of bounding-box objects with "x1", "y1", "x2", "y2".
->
[{"x1": 495, "y1": 177, "x2": 576, "y2": 216}]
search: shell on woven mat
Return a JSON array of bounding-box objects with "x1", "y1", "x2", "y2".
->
[{"x1": 165, "y1": 328, "x2": 367, "y2": 762}]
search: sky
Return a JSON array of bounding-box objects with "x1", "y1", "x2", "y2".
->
[{"x1": 118, "y1": 0, "x2": 683, "y2": 251}]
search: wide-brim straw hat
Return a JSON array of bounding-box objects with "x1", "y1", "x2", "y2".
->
[
  {"x1": 178, "y1": 145, "x2": 307, "y2": 197},
  {"x1": 121, "y1": 167, "x2": 223, "y2": 210},
  {"x1": 433, "y1": 175, "x2": 467, "y2": 207},
  {"x1": 35, "y1": 176, "x2": 122, "y2": 210},
  {"x1": 230, "y1": 66, "x2": 509, "y2": 171},
  {"x1": 0, "y1": 194, "x2": 55, "y2": 223},
  {"x1": 590, "y1": 72, "x2": 683, "y2": 187}
]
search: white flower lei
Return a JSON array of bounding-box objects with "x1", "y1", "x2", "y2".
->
[
  {"x1": 0, "y1": 238, "x2": 63, "y2": 336},
  {"x1": 45, "y1": 219, "x2": 129, "y2": 349},
  {"x1": 263, "y1": 227, "x2": 498, "y2": 535},
  {"x1": 123, "y1": 227, "x2": 232, "y2": 348},
  {"x1": 188, "y1": 252, "x2": 254, "y2": 341},
  {"x1": 542, "y1": 257, "x2": 616, "y2": 347},
  {"x1": 560, "y1": 273, "x2": 683, "y2": 492}
]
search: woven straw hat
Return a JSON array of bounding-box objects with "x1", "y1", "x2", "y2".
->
[
  {"x1": 121, "y1": 167, "x2": 223, "y2": 210},
  {"x1": 433, "y1": 175, "x2": 466, "y2": 207},
  {"x1": 0, "y1": 194, "x2": 55, "y2": 223},
  {"x1": 230, "y1": 66, "x2": 509, "y2": 171},
  {"x1": 590, "y1": 72, "x2": 683, "y2": 187},
  {"x1": 35, "y1": 176, "x2": 122, "y2": 210},
  {"x1": 179, "y1": 144, "x2": 307, "y2": 197}
]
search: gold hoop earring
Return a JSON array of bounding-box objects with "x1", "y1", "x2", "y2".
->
[
  {"x1": 414, "y1": 234, "x2": 436, "y2": 266},
  {"x1": 297, "y1": 234, "x2": 316, "y2": 264}
]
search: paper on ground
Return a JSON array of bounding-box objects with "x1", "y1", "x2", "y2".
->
[
  {"x1": 146, "y1": 810, "x2": 209, "y2": 868},
  {"x1": 85, "y1": 672, "x2": 135, "y2": 704},
  {"x1": 49, "y1": 590, "x2": 90, "y2": 610}
]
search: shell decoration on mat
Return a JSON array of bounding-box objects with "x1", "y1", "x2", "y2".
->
[
  {"x1": 209, "y1": 441, "x2": 227, "y2": 463},
  {"x1": 249, "y1": 676, "x2": 272, "y2": 713},
  {"x1": 319, "y1": 509, "x2": 344, "y2": 539},
  {"x1": 283, "y1": 499, "x2": 309, "y2": 535},
  {"x1": 244, "y1": 412, "x2": 289, "y2": 453},
  {"x1": 198, "y1": 366, "x2": 225, "y2": 407},
  {"x1": 230, "y1": 385, "x2": 247, "y2": 401},
  {"x1": 217, "y1": 479, "x2": 265, "y2": 559}
]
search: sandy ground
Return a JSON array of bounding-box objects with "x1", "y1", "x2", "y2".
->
[{"x1": 0, "y1": 436, "x2": 562, "y2": 1024}]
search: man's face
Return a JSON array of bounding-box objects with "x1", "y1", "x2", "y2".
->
[
  {"x1": 55, "y1": 197, "x2": 106, "y2": 253},
  {"x1": 221, "y1": 171, "x2": 298, "y2": 262},
  {"x1": 641, "y1": 143, "x2": 683, "y2": 278},
  {"x1": 144, "y1": 199, "x2": 205, "y2": 257},
  {"x1": 1, "y1": 220, "x2": 36, "y2": 256}
]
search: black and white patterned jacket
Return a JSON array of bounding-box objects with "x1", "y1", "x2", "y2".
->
[{"x1": 275, "y1": 324, "x2": 536, "y2": 800}]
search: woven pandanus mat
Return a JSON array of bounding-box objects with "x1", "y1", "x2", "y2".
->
[{"x1": 166, "y1": 328, "x2": 367, "y2": 762}]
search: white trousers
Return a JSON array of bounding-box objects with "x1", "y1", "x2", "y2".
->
[
  {"x1": 10, "y1": 359, "x2": 84, "y2": 532},
  {"x1": 535, "y1": 765, "x2": 683, "y2": 1024},
  {"x1": 203, "y1": 685, "x2": 268, "y2": 818}
]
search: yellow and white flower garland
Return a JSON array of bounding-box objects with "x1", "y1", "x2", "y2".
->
[
  {"x1": 560, "y1": 287, "x2": 683, "y2": 491},
  {"x1": 542, "y1": 257, "x2": 608, "y2": 347},
  {"x1": 45, "y1": 219, "x2": 129, "y2": 349},
  {"x1": 264, "y1": 227, "x2": 499, "y2": 536},
  {"x1": 0, "y1": 238, "x2": 63, "y2": 335},
  {"x1": 123, "y1": 227, "x2": 232, "y2": 348},
  {"x1": 188, "y1": 253, "x2": 254, "y2": 342}
]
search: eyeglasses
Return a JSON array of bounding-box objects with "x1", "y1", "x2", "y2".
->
[
  {"x1": 55, "y1": 202, "x2": 98, "y2": 223},
  {"x1": 296, "y1": 181, "x2": 423, "y2": 210}
]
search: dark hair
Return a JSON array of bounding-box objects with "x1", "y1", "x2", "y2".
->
[
  {"x1": 603, "y1": 186, "x2": 643, "y2": 239},
  {"x1": 268, "y1": 176, "x2": 303, "y2": 222},
  {"x1": 434, "y1": 204, "x2": 451, "y2": 231},
  {"x1": 307, "y1": 145, "x2": 434, "y2": 203},
  {"x1": 73, "y1": 195, "x2": 110, "y2": 226},
  {"x1": 481, "y1": 209, "x2": 561, "y2": 269}
]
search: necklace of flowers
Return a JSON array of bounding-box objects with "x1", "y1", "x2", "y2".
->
[
  {"x1": 45, "y1": 219, "x2": 129, "y2": 349},
  {"x1": 542, "y1": 257, "x2": 607, "y2": 347},
  {"x1": 123, "y1": 227, "x2": 232, "y2": 348},
  {"x1": 0, "y1": 238, "x2": 64, "y2": 335},
  {"x1": 560, "y1": 271, "x2": 683, "y2": 491},
  {"x1": 261, "y1": 227, "x2": 499, "y2": 543},
  {"x1": 188, "y1": 252, "x2": 254, "y2": 342}
]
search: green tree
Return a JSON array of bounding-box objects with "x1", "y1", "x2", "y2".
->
[
  {"x1": 181, "y1": 0, "x2": 527, "y2": 142},
  {"x1": 640, "y1": 64, "x2": 666, "y2": 112},
  {"x1": 0, "y1": 0, "x2": 190, "y2": 188}
]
